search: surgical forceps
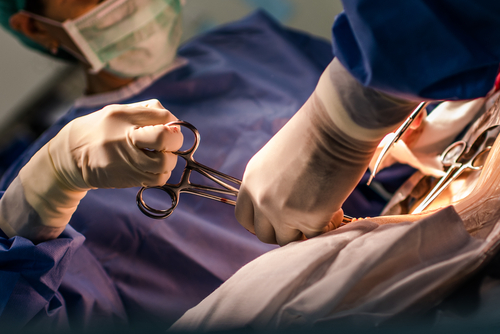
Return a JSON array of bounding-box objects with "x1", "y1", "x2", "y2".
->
[
  {"x1": 137, "y1": 121, "x2": 241, "y2": 219},
  {"x1": 136, "y1": 121, "x2": 355, "y2": 224},
  {"x1": 411, "y1": 126, "x2": 499, "y2": 214}
]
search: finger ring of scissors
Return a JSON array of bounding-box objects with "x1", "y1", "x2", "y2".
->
[{"x1": 136, "y1": 121, "x2": 241, "y2": 219}]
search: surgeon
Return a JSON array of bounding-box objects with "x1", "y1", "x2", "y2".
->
[
  {"x1": 235, "y1": 0, "x2": 500, "y2": 245},
  {"x1": 0, "y1": 0, "x2": 337, "y2": 331}
]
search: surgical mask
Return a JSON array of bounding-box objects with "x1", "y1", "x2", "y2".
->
[{"x1": 25, "y1": 0, "x2": 183, "y2": 77}]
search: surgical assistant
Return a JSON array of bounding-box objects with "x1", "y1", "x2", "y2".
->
[{"x1": 235, "y1": 0, "x2": 500, "y2": 245}]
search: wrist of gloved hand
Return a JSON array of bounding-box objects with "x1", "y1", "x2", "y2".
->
[
  {"x1": 236, "y1": 59, "x2": 420, "y2": 246},
  {"x1": 0, "y1": 175, "x2": 71, "y2": 242},
  {"x1": 19, "y1": 142, "x2": 89, "y2": 231}
]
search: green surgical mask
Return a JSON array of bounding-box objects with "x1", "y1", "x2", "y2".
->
[{"x1": 25, "y1": 0, "x2": 183, "y2": 77}]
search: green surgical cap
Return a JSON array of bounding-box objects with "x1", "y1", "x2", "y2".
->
[{"x1": 0, "y1": 0, "x2": 75, "y2": 60}]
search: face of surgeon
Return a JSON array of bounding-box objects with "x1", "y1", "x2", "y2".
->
[
  {"x1": 10, "y1": 0, "x2": 136, "y2": 94},
  {"x1": 10, "y1": 0, "x2": 102, "y2": 50}
]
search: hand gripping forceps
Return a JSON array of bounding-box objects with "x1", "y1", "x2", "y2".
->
[{"x1": 137, "y1": 121, "x2": 354, "y2": 225}]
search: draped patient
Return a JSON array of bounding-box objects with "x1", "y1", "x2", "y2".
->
[{"x1": 171, "y1": 118, "x2": 500, "y2": 331}]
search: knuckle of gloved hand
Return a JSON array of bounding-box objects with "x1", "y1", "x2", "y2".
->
[
  {"x1": 109, "y1": 108, "x2": 130, "y2": 120},
  {"x1": 147, "y1": 99, "x2": 165, "y2": 109},
  {"x1": 101, "y1": 104, "x2": 122, "y2": 113},
  {"x1": 134, "y1": 98, "x2": 163, "y2": 109},
  {"x1": 99, "y1": 104, "x2": 131, "y2": 122}
]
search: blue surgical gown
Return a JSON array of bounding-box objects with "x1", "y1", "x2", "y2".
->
[
  {"x1": 0, "y1": 11, "x2": 343, "y2": 331},
  {"x1": 333, "y1": 0, "x2": 500, "y2": 100}
]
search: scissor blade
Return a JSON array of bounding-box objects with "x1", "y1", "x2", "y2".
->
[
  {"x1": 368, "y1": 101, "x2": 428, "y2": 185},
  {"x1": 367, "y1": 137, "x2": 394, "y2": 186}
]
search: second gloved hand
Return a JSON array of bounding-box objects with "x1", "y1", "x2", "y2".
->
[
  {"x1": 235, "y1": 59, "x2": 419, "y2": 246},
  {"x1": 18, "y1": 99, "x2": 183, "y2": 235}
]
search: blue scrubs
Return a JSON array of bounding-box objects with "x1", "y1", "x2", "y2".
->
[
  {"x1": 0, "y1": 11, "x2": 342, "y2": 331},
  {"x1": 333, "y1": 0, "x2": 500, "y2": 100}
]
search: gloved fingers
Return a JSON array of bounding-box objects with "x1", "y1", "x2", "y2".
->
[
  {"x1": 275, "y1": 225, "x2": 303, "y2": 246},
  {"x1": 320, "y1": 208, "x2": 345, "y2": 234},
  {"x1": 236, "y1": 183, "x2": 314, "y2": 245},
  {"x1": 235, "y1": 189, "x2": 257, "y2": 235},
  {"x1": 103, "y1": 99, "x2": 178, "y2": 127},
  {"x1": 124, "y1": 98, "x2": 167, "y2": 109},
  {"x1": 132, "y1": 151, "x2": 179, "y2": 176},
  {"x1": 138, "y1": 169, "x2": 172, "y2": 187},
  {"x1": 253, "y1": 210, "x2": 280, "y2": 244},
  {"x1": 131, "y1": 123, "x2": 184, "y2": 152},
  {"x1": 125, "y1": 106, "x2": 179, "y2": 127},
  {"x1": 330, "y1": 208, "x2": 345, "y2": 229},
  {"x1": 302, "y1": 208, "x2": 344, "y2": 239},
  {"x1": 129, "y1": 124, "x2": 183, "y2": 175}
]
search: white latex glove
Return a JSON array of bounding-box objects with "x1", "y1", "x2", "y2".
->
[
  {"x1": 235, "y1": 59, "x2": 419, "y2": 245},
  {"x1": 0, "y1": 99, "x2": 182, "y2": 241}
]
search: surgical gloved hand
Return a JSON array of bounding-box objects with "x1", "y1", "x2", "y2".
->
[
  {"x1": 235, "y1": 59, "x2": 420, "y2": 245},
  {"x1": 0, "y1": 99, "x2": 182, "y2": 241}
]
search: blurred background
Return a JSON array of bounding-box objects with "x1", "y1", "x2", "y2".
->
[{"x1": 0, "y1": 0, "x2": 343, "y2": 176}]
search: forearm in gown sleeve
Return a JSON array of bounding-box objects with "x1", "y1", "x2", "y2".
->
[{"x1": 235, "y1": 59, "x2": 419, "y2": 245}]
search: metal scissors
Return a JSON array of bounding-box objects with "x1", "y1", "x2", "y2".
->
[
  {"x1": 368, "y1": 101, "x2": 429, "y2": 185},
  {"x1": 137, "y1": 121, "x2": 241, "y2": 219},
  {"x1": 411, "y1": 125, "x2": 499, "y2": 214},
  {"x1": 136, "y1": 121, "x2": 355, "y2": 224}
]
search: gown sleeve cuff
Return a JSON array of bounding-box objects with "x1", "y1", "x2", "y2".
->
[{"x1": 0, "y1": 176, "x2": 66, "y2": 242}]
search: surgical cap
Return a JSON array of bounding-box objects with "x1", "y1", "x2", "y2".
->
[{"x1": 0, "y1": 0, "x2": 75, "y2": 60}]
